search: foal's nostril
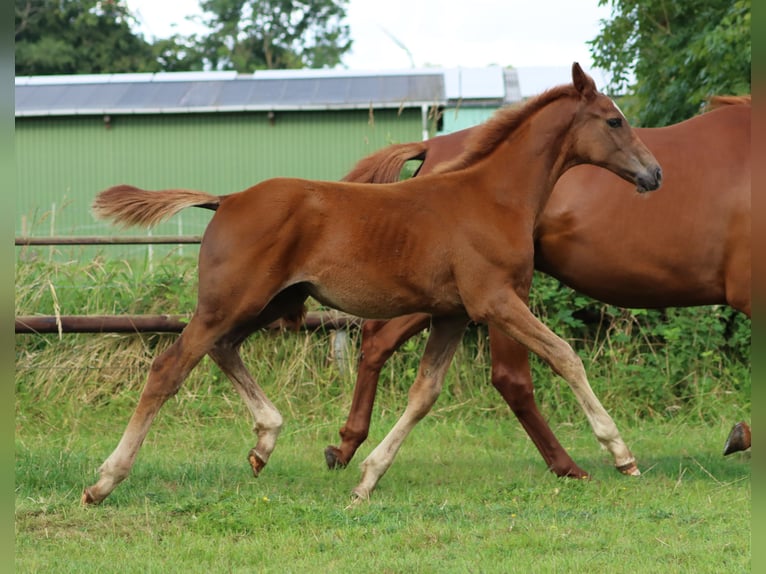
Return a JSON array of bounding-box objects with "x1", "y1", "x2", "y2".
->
[{"x1": 654, "y1": 166, "x2": 663, "y2": 185}]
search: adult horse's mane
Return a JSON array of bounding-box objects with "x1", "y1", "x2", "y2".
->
[
  {"x1": 706, "y1": 94, "x2": 751, "y2": 111},
  {"x1": 432, "y1": 85, "x2": 579, "y2": 175}
]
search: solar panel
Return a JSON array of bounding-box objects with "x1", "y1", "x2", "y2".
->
[{"x1": 14, "y1": 70, "x2": 450, "y2": 116}]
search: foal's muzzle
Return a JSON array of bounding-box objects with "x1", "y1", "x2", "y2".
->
[{"x1": 636, "y1": 165, "x2": 663, "y2": 193}]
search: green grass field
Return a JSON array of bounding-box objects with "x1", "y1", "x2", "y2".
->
[
  {"x1": 15, "y1": 255, "x2": 750, "y2": 572},
  {"x1": 16, "y1": 391, "x2": 750, "y2": 573}
]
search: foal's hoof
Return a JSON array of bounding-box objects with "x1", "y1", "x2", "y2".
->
[
  {"x1": 324, "y1": 446, "x2": 349, "y2": 470},
  {"x1": 81, "y1": 487, "x2": 100, "y2": 506},
  {"x1": 346, "y1": 487, "x2": 370, "y2": 507},
  {"x1": 723, "y1": 422, "x2": 751, "y2": 455},
  {"x1": 248, "y1": 449, "x2": 267, "y2": 477},
  {"x1": 616, "y1": 461, "x2": 641, "y2": 476}
]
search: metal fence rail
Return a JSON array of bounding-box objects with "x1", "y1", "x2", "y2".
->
[
  {"x1": 15, "y1": 312, "x2": 361, "y2": 334},
  {"x1": 16, "y1": 236, "x2": 202, "y2": 246}
]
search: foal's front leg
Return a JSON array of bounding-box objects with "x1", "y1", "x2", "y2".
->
[
  {"x1": 351, "y1": 314, "x2": 469, "y2": 501},
  {"x1": 483, "y1": 294, "x2": 638, "y2": 475}
]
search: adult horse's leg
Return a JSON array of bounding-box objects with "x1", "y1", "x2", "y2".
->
[
  {"x1": 325, "y1": 314, "x2": 431, "y2": 469},
  {"x1": 82, "y1": 315, "x2": 222, "y2": 504},
  {"x1": 352, "y1": 314, "x2": 469, "y2": 501},
  {"x1": 487, "y1": 330, "x2": 589, "y2": 478},
  {"x1": 722, "y1": 253, "x2": 750, "y2": 453},
  {"x1": 327, "y1": 315, "x2": 589, "y2": 478},
  {"x1": 208, "y1": 341, "x2": 284, "y2": 476},
  {"x1": 480, "y1": 293, "x2": 638, "y2": 476}
]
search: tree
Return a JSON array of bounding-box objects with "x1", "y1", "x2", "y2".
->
[
  {"x1": 151, "y1": 35, "x2": 208, "y2": 72},
  {"x1": 15, "y1": 0, "x2": 160, "y2": 75},
  {"x1": 189, "y1": 0, "x2": 352, "y2": 71},
  {"x1": 590, "y1": 0, "x2": 750, "y2": 126}
]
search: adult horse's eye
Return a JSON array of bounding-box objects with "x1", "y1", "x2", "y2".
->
[{"x1": 607, "y1": 118, "x2": 622, "y2": 128}]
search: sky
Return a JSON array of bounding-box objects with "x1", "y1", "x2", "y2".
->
[{"x1": 125, "y1": 0, "x2": 613, "y2": 71}]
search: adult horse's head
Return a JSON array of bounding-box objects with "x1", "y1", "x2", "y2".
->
[{"x1": 569, "y1": 62, "x2": 662, "y2": 193}]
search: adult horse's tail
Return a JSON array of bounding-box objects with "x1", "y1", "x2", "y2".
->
[
  {"x1": 342, "y1": 141, "x2": 427, "y2": 184},
  {"x1": 92, "y1": 184, "x2": 221, "y2": 228}
]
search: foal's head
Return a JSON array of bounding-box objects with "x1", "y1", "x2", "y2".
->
[
  {"x1": 433, "y1": 63, "x2": 662, "y2": 193},
  {"x1": 567, "y1": 62, "x2": 662, "y2": 193}
]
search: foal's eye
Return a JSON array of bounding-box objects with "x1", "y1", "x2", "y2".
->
[{"x1": 606, "y1": 117, "x2": 623, "y2": 128}]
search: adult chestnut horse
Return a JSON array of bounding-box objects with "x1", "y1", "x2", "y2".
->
[
  {"x1": 325, "y1": 94, "x2": 751, "y2": 477},
  {"x1": 84, "y1": 64, "x2": 661, "y2": 505}
]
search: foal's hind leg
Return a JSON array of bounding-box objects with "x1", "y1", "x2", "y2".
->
[
  {"x1": 482, "y1": 294, "x2": 638, "y2": 475},
  {"x1": 351, "y1": 315, "x2": 468, "y2": 501},
  {"x1": 325, "y1": 314, "x2": 431, "y2": 469},
  {"x1": 82, "y1": 316, "x2": 221, "y2": 505},
  {"x1": 208, "y1": 342, "x2": 283, "y2": 476}
]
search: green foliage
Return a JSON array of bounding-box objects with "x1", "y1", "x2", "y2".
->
[
  {"x1": 15, "y1": 0, "x2": 353, "y2": 75},
  {"x1": 15, "y1": 0, "x2": 160, "y2": 75},
  {"x1": 591, "y1": 0, "x2": 751, "y2": 126},
  {"x1": 190, "y1": 0, "x2": 352, "y2": 71},
  {"x1": 149, "y1": 35, "x2": 210, "y2": 72},
  {"x1": 527, "y1": 272, "x2": 750, "y2": 423}
]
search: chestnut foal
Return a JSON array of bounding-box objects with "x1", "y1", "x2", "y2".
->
[{"x1": 84, "y1": 64, "x2": 661, "y2": 504}]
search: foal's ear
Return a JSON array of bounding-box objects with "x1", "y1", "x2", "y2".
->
[{"x1": 572, "y1": 62, "x2": 597, "y2": 99}]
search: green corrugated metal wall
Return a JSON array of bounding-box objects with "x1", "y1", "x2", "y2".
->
[
  {"x1": 16, "y1": 108, "x2": 425, "y2": 253},
  {"x1": 441, "y1": 106, "x2": 498, "y2": 134}
]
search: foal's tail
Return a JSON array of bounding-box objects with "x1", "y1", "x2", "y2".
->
[
  {"x1": 342, "y1": 141, "x2": 428, "y2": 184},
  {"x1": 92, "y1": 184, "x2": 222, "y2": 228}
]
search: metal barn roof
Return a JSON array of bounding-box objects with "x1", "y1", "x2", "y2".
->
[
  {"x1": 14, "y1": 66, "x2": 612, "y2": 118},
  {"x1": 14, "y1": 67, "x2": 529, "y2": 118},
  {"x1": 14, "y1": 69, "x2": 449, "y2": 117}
]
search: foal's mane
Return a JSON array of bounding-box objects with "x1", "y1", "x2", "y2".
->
[
  {"x1": 706, "y1": 94, "x2": 751, "y2": 111},
  {"x1": 432, "y1": 84, "x2": 579, "y2": 175}
]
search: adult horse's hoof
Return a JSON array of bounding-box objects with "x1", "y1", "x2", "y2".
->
[
  {"x1": 551, "y1": 463, "x2": 590, "y2": 480},
  {"x1": 248, "y1": 449, "x2": 267, "y2": 477},
  {"x1": 567, "y1": 469, "x2": 591, "y2": 480},
  {"x1": 723, "y1": 422, "x2": 751, "y2": 455},
  {"x1": 324, "y1": 446, "x2": 349, "y2": 470},
  {"x1": 616, "y1": 461, "x2": 641, "y2": 476}
]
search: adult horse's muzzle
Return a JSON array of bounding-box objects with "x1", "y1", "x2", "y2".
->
[{"x1": 636, "y1": 165, "x2": 663, "y2": 193}]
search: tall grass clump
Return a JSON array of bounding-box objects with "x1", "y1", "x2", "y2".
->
[
  {"x1": 16, "y1": 251, "x2": 196, "y2": 402},
  {"x1": 16, "y1": 251, "x2": 750, "y2": 430}
]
